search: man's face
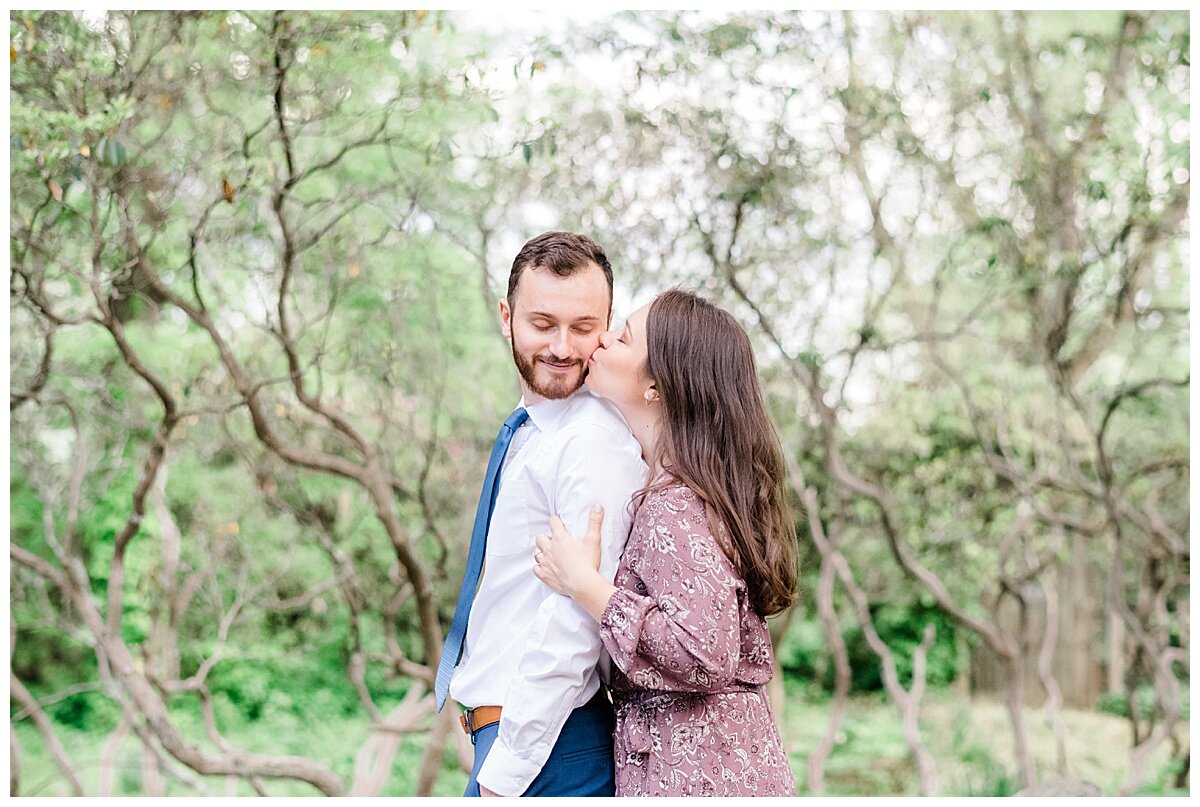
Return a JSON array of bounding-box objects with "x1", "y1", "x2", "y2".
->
[{"x1": 500, "y1": 262, "x2": 611, "y2": 403}]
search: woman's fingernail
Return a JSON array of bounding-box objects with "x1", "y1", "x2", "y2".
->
[{"x1": 592, "y1": 504, "x2": 603, "y2": 514}]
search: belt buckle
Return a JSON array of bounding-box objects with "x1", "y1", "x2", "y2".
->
[{"x1": 460, "y1": 708, "x2": 479, "y2": 746}]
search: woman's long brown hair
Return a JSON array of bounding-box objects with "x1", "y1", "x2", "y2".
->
[{"x1": 639, "y1": 289, "x2": 798, "y2": 616}]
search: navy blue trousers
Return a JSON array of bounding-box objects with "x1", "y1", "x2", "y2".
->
[{"x1": 463, "y1": 690, "x2": 615, "y2": 797}]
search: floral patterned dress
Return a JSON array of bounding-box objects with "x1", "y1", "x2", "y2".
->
[{"x1": 599, "y1": 481, "x2": 796, "y2": 796}]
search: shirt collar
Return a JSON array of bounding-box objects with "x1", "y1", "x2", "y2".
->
[{"x1": 518, "y1": 389, "x2": 589, "y2": 434}]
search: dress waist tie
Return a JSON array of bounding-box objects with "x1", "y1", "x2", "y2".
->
[{"x1": 618, "y1": 684, "x2": 765, "y2": 755}]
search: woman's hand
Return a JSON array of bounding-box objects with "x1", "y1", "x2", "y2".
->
[{"x1": 533, "y1": 505, "x2": 604, "y2": 599}]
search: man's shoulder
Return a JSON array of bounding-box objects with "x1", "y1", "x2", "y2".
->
[
  {"x1": 543, "y1": 392, "x2": 644, "y2": 496},
  {"x1": 556, "y1": 390, "x2": 635, "y2": 440}
]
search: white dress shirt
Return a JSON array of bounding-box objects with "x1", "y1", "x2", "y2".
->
[{"x1": 449, "y1": 388, "x2": 647, "y2": 796}]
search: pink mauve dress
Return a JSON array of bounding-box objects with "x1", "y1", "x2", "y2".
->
[{"x1": 598, "y1": 481, "x2": 796, "y2": 797}]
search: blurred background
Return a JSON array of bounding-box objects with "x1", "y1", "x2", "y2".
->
[{"x1": 8, "y1": 9, "x2": 1189, "y2": 797}]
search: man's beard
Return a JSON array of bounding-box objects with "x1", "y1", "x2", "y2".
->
[{"x1": 512, "y1": 342, "x2": 587, "y2": 400}]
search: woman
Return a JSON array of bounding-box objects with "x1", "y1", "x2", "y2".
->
[{"x1": 532, "y1": 289, "x2": 798, "y2": 797}]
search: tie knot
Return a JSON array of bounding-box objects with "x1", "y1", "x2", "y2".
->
[{"x1": 503, "y1": 407, "x2": 529, "y2": 433}]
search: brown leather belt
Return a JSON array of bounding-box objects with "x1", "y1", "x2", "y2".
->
[{"x1": 459, "y1": 705, "x2": 502, "y2": 735}]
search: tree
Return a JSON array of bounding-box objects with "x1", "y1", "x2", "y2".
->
[
  {"x1": 10, "y1": 9, "x2": 1188, "y2": 796},
  {"x1": 11, "y1": 9, "x2": 511, "y2": 795},
  {"x1": 514, "y1": 9, "x2": 1188, "y2": 792}
]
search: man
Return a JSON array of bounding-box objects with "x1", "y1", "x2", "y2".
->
[{"x1": 434, "y1": 232, "x2": 647, "y2": 797}]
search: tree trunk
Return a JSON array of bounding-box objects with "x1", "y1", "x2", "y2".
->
[
  {"x1": 1119, "y1": 641, "x2": 1185, "y2": 794},
  {"x1": 1046, "y1": 532, "x2": 1101, "y2": 708},
  {"x1": 98, "y1": 711, "x2": 133, "y2": 796},
  {"x1": 148, "y1": 466, "x2": 182, "y2": 682},
  {"x1": 767, "y1": 603, "x2": 799, "y2": 731},
  {"x1": 416, "y1": 706, "x2": 460, "y2": 795},
  {"x1": 9, "y1": 727, "x2": 19, "y2": 796},
  {"x1": 10, "y1": 675, "x2": 84, "y2": 796},
  {"x1": 805, "y1": 547, "x2": 850, "y2": 795},
  {"x1": 1005, "y1": 652, "x2": 1036, "y2": 788},
  {"x1": 904, "y1": 625, "x2": 939, "y2": 795},
  {"x1": 142, "y1": 742, "x2": 165, "y2": 796},
  {"x1": 350, "y1": 684, "x2": 430, "y2": 795},
  {"x1": 767, "y1": 659, "x2": 785, "y2": 734},
  {"x1": 1036, "y1": 571, "x2": 1069, "y2": 777},
  {"x1": 1107, "y1": 608, "x2": 1126, "y2": 694}
]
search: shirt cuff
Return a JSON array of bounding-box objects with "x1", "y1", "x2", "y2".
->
[{"x1": 476, "y1": 739, "x2": 543, "y2": 797}]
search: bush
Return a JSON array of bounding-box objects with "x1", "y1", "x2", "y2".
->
[
  {"x1": 1096, "y1": 683, "x2": 1190, "y2": 721},
  {"x1": 778, "y1": 602, "x2": 962, "y2": 693}
]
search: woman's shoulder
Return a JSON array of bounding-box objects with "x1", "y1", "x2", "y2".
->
[
  {"x1": 640, "y1": 476, "x2": 705, "y2": 515},
  {"x1": 632, "y1": 479, "x2": 741, "y2": 583},
  {"x1": 635, "y1": 479, "x2": 718, "y2": 545}
]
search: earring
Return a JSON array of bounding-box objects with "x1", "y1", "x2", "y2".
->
[{"x1": 644, "y1": 388, "x2": 659, "y2": 403}]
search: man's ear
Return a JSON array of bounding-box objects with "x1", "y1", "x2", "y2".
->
[{"x1": 499, "y1": 297, "x2": 513, "y2": 339}]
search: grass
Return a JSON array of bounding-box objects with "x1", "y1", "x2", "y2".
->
[
  {"x1": 779, "y1": 678, "x2": 1190, "y2": 796},
  {"x1": 12, "y1": 692, "x2": 470, "y2": 797},
  {"x1": 12, "y1": 682, "x2": 1189, "y2": 796}
]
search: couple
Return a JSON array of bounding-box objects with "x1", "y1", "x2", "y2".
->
[{"x1": 433, "y1": 232, "x2": 798, "y2": 797}]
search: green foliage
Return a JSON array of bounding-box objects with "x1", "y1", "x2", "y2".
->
[
  {"x1": 9, "y1": 473, "x2": 45, "y2": 555},
  {"x1": 845, "y1": 604, "x2": 961, "y2": 691},
  {"x1": 1096, "y1": 690, "x2": 1132, "y2": 718},
  {"x1": 775, "y1": 617, "x2": 827, "y2": 681},
  {"x1": 47, "y1": 691, "x2": 122, "y2": 733},
  {"x1": 778, "y1": 604, "x2": 962, "y2": 693},
  {"x1": 1136, "y1": 756, "x2": 1190, "y2": 796},
  {"x1": 198, "y1": 634, "x2": 414, "y2": 725},
  {"x1": 1096, "y1": 684, "x2": 1190, "y2": 721},
  {"x1": 957, "y1": 748, "x2": 1021, "y2": 796}
]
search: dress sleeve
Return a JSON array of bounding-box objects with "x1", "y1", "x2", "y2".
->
[{"x1": 599, "y1": 488, "x2": 744, "y2": 693}]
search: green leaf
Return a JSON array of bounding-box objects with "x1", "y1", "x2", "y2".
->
[
  {"x1": 975, "y1": 216, "x2": 1009, "y2": 234},
  {"x1": 99, "y1": 136, "x2": 126, "y2": 165},
  {"x1": 798, "y1": 349, "x2": 821, "y2": 370}
]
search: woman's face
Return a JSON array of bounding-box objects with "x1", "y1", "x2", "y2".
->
[{"x1": 585, "y1": 303, "x2": 653, "y2": 410}]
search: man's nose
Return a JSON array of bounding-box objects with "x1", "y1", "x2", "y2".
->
[{"x1": 549, "y1": 327, "x2": 572, "y2": 357}]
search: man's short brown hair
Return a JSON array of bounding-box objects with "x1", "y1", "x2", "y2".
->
[{"x1": 507, "y1": 231, "x2": 614, "y2": 311}]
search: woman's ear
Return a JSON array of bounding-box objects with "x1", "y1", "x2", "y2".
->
[{"x1": 643, "y1": 384, "x2": 660, "y2": 404}]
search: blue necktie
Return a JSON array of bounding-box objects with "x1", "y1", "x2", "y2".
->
[{"x1": 434, "y1": 407, "x2": 530, "y2": 712}]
